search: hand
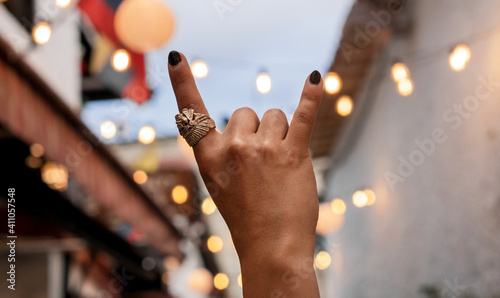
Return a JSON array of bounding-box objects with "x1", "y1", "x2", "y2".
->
[{"x1": 168, "y1": 51, "x2": 322, "y2": 297}]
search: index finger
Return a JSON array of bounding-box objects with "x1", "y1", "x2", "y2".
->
[
  {"x1": 286, "y1": 70, "x2": 323, "y2": 150},
  {"x1": 167, "y1": 51, "x2": 209, "y2": 115}
]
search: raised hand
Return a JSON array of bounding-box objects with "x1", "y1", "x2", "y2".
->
[{"x1": 168, "y1": 50, "x2": 322, "y2": 297}]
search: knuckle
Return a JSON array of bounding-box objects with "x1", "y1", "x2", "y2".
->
[
  {"x1": 294, "y1": 111, "x2": 313, "y2": 126},
  {"x1": 227, "y1": 137, "x2": 249, "y2": 156},
  {"x1": 232, "y1": 107, "x2": 256, "y2": 118},
  {"x1": 282, "y1": 147, "x2": 301, "y2": 166},
  {"x1": 264, "y1": 108, "x2": 286, "y2": 119},
  {"x1": 254, "y1": 140, "x2": 276, "y2": 156}
]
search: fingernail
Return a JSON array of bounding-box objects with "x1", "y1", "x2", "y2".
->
[
  {"x1": 309, "y1": 70, "x2": 321, "y2": 85},
  {"x1": 168, "y1": 51, "x2": 182, "y2": 66}
]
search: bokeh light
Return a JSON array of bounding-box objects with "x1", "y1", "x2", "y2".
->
[
  {"x1": 188, "y1": 268, "x2": 213, "y2": 294},
  {"x1": 138, "y1": 125, "x2": 156, "y2": 144},
  {"x1": 325, "y1": 72, "x2": 342, "y2": 94},
  {"x1": 30, "y1": 143, "x2": 44, "y2": 157},
  {"x1": 364, "y1": 189, "x2": 376, "y2": 206},
  {"x1": 55, "y1": 0, "x2": 72, "y2": 8},
  {"x1": 336, "y1": 95, "x2": 353, "y2": 116},
  {"x1": 449, "y1": 44, "x2": 471, "y2": 71},
  {"x1": 316, "y1": 202, "x2": 344, "y2": 235},
  {"x1": 331, "y1": 199, "x2": 346, "y2": 215},
  {"x1": 133, "y1": 170, "x2": 148, "y2": 184},
  {"x1": 256, "y1": 72, "x2": 272, "y2": 94},
  {"x1": 391, "y1": 62, "x2": 410, "y2": 82},
  {"x1": 352, "y1": 190, "x2": 368, "y2": 208},
  {"x1": 111, "y1": 49, "x2": 131, "y2": 72},
  {"x1": 397, "y1": 78, "x2": 413, "y2": 96},
  {"x1": 191, "y1": 60, "x2": 209, "y2": 78},
  {"x1": 32, "y1": 22, "x2": 52, "y2": 45},
  {"x1": 207, "y1": 235, "x2": 224, "y2": 253},
  {"x1": 201, "y1": 197, "x2": 217, "y2": 215},
  {"x1": 315, "y1": 251, "x2": 332, "y2": 270},
  {"x1": 213, "y1": 273, "x2": 229, "y2": 290},
  {"x1": 171, "y1": 185, "x2": 188, "y2": 204},
  {"x1": 41, "y1": 162, "x2": 68, "y2": 191},
  {"x1": 100, "y1": 120, "x2": 117, "y2": 139},
  {"x1": 237, "y1": 273, "x2": 243, "y2": 288}
]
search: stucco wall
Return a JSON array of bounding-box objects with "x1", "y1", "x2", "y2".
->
[
  {"x1": 325, "y1": 0, "x2": 500, "y2": 297},
  {"x1": 0, "y1": 0, "x2": 80, "y2": 111}
]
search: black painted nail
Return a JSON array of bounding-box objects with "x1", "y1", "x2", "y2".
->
[
  {"x1": 309, "y1": 70, "x2": 321, "y2": 85},
  {"x1": 168, "y1": 51, "x2": 182, "y2": 66}
]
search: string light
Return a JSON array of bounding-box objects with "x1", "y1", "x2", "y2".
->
[
  {"x1": 100, "y1": 120, "x2": 117, "y2": 139},
  {"x1": 41, "y1": 162, "x2": 68, "y2": 191},
  {"x1": 316, "y1": 202, "x2": 344, "y2": 235},
  {"x1": 352, "y1": 190, "x2": 368, "y2": 208},
  {"x1": 397, "y1": 78, "x2": 413, "y2": 96},
  {"x1": 207, "y1": 235, "x2": 224, "y2": 253},
  {"x1": 213, "y1": 273, "x2": 229, "y2": 290},
  {"x1": 331, "y1": 199, "x2": 346, "y2": 215},
  {"x1": 30, "y1": 143, "x2": 44, "y2": 157},
  {"x1": 138, "y1": 125, "x2": 156, "y2": 144},
  {"x1": 171, "y1": 185, "x2": 188, "y2": 204},
  {"x1": 391, "y1": 62, "x2": 410, "y2": 82},
  {"x1": 111, "y1": 49, "x2": 131, "y2": 72},
  {"x1": 201, "y1": 197, "x2": 217, "y2": 215},
  {"x1": 449, "y1": 44, "x2": 471, "y2": 71},
  {"x1": 256, "y1": 72, "x2": 272, "y2": 94},
  {"x1": 191, "y1": 60, "x2": 209, "y2": 78},
  {"x1": 325, "y1": 72, "x2": 342, "y2": 94},
  {"x1": 55, "y1": 0, "x2": 71, "y2": 8},
  {"x1": 25, "y1": 156, "x2": 43, "y2": 169},
  {"x1": 315, "y1": 251, "x2": 332, "y2": 270},
  {"x1": 32, "y1": 22, "x2": 52, "y2": 45},
  {"x1": 237, "y1": 273, "x2": 243, "y2": 288},
  {"x1": 133, "y1": 170, "x2": 148, "y2": 184},
  {"x1": 188, "y1": 268, "x2": 213, "y2": 294},
  {"x1": 364, "y1": 189, "x2": 376, "y2": 206},
  {"x1": 336, "y1": 95, "x2": 353, "y2": 116}
]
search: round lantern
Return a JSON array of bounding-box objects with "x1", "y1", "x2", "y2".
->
[{"x1": 114, "y1": 0, "x2": 175, "y2": 53}]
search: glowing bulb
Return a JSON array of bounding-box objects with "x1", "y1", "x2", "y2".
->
[
  {"x1": 237, "y1": 274, "x2": 243, "y2": 288},
  {"x1": 449, "y1": 44, "x2": 471, "y2": 71},
  {"x1": 163, "y1": 256, "x2": 180, "y2": 272},
  {"x1": 191, "y1": 60, "x2": 209, "y2": 78},
  {"x1": 41, "y1": 162, "x2": 68, "y2": 191},
  {"x1": 201, "y1": 197, "x2": 217, "y2": 215},
  {"x1": 336, "y1": 95, "x2": 353, "y2": 116},
  {"x1": 315, "y1": 251, "x2": 332, "y2": 270},
  {"x1": 391, "y1": 62, "x2": 409, "y2": 82},
  {"x1": 213, "y1": 273, "x2": 229, "y2": 290},
  {"x1": 331, "y1": 199, "x2": 346, "y2": 215},
  {"x1": 316, "y1": 202, "x2": 344, "y2": 235},
  {"x1": 256, "y1": 72, "x2": 272, "y2": 94},
  {"x1": 55, "y1": 0, "x2": 71, "y2": 8},
  {"x1": 138, "y1": 125, "x2": 156, "y2": 144},
  {"x1": 353, "y1": 190, "x2": 368, "y2": 208},
  {"x1": 100, "y1": 120, "x2": 117, "y2": 139},
  {"x1": 325, "y1": 72, "x2": 342, "y2": 94},
  {"x1": 398, "y1": 78, "x2": 413, "y2": 96},
  {"x1": 133, "y1": 170, "x2": 148, "y2": 184},
  {"x1": 30, "y1": 143, "x2": 44, "y2": 157},
  {"x1": 112, "y1": 49, "x2": 131, "y2": 72},
  {"x1": 188, "y1": 268, "x2": 213, "y2": 294},
  {"x1": 172, "y1": 185, "x2": 188, "y2": 204},
  {"x1": 32, "y1": 22, "x2": 51, "y2": 45},
  {"x1": 207, "y1": 235, "x2": 224, "y2": 253},
  {"x1": 25, "y1": 156, "x2": 43, "y2": 169},
  {"x1": 364, "y1": 189, "x2": 376, "y2": 206}
]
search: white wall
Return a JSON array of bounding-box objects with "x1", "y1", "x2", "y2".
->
[
  {"x1": 325, "y1": 0, "x2": 500, "y2": 297},
  {"x1": 0, "y1": 0, "x2": 80, "y2": 111}
]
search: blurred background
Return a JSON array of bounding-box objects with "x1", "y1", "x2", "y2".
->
[{"x1": 1, "y1": 0, "x2": 500, "y2": 297}]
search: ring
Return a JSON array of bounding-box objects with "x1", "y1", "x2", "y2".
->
[{"x1": 175, "y1": 108, "x2": 216, "y2": 147}]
